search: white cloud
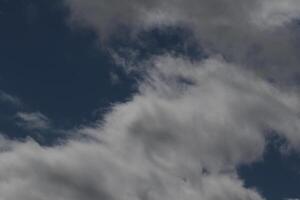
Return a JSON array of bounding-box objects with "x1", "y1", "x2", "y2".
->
[{"x1": 0, "y1": 56, "x2": 300, "y2": 199}]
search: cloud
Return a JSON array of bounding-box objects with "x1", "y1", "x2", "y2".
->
[
  {"x1": 64, "y1": 0, "x2": 300, "y2": 81},
  {"x1": 16, "y1": 112, "x2": 50, "y2": 131},
  {"x1": 0, "y1": 56, "x2": 300, "y2": 199},
  {"x1": 65, "y1": 0, "x2": 300, "y2": 33},
  {"x1": 0, "y1": 91, "x2": 21, "y2": 106},
  {"x1": 0, "y1": 1, "x2": 296, "y2": 199}
]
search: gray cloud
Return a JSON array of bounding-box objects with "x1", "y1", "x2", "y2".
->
[
  {"x1": 1, "y1": 1, "x2": 300, "y2": 199},
  {"x1": 64, "y1": 0, "x2": 300, "y2": 81},
  {"x1": 16, "y1": 112, "x2": 51, "y2": 131},
  {"x1": 0, "y1": 56, "x2": 300, "y2": 199},
  {"x1": 65, "y1": 0, "x2": 300, "y2": 34},
  {"x1": 0, "y1": 91, "x2": 22, "y2": 106}
]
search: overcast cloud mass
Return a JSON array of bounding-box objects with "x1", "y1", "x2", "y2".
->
[{"x1": 0, "y1": 0, "x2": 300, "y2": 200}]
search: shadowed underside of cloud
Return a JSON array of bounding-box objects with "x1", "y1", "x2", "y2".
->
[{"x1": 1, "y1": 56, "x2": 300, "y2": 200}]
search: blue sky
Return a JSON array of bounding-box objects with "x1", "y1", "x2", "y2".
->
[{"x1": 0, "y1": 1, "x2": 300, "y2": 200}]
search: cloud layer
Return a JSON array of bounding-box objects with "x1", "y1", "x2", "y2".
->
[{"x1": 1, "y1": 56, "x2": 300, "y2": 199}]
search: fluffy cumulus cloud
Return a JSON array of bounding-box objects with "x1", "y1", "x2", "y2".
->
[{"x1": 1, "y1": 56, "x2": 300, "y2": 199}]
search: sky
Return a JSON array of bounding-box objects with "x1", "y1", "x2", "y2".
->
[{"x1": 0, "y1": 0, "x2": 300, "y2": 200}]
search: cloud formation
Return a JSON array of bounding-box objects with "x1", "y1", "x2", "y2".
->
[
  {"x1": 0, "y1": 91, "x2": 21, "y2": 106},
  {"x1": 0, "y1": 56, "x2": 300, "y2": 199},
  {"x1": 65, "y1": 0, "x2": 300, "y2": 33},
  {"x1": 16, "y1": 112, "x2": 50, "y2": 131},
  {"x1": 65, "y1": 0, "x2": 300, "y2": 80},
  {"x1": 1, "y1": 1, "x2": 300, "y2": 199}
]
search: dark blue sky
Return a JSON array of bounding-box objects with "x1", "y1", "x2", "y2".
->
[
  {"x1": 240, "y1": 135, "x2": 300, "y2": 200},
  {"x1": 0, "y1": 0, "x2": 136, "y2": 132},
  {"x1": 0, "y1": 1, "x2": 299, "y2": 200}
]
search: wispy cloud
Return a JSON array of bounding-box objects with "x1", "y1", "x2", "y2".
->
[
  {"x1": 16, "y1": 112, "x2": 50, "y2": 131},
  {"x1": 0, "y1": 91, "x2": 21, "y2": 106}
]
